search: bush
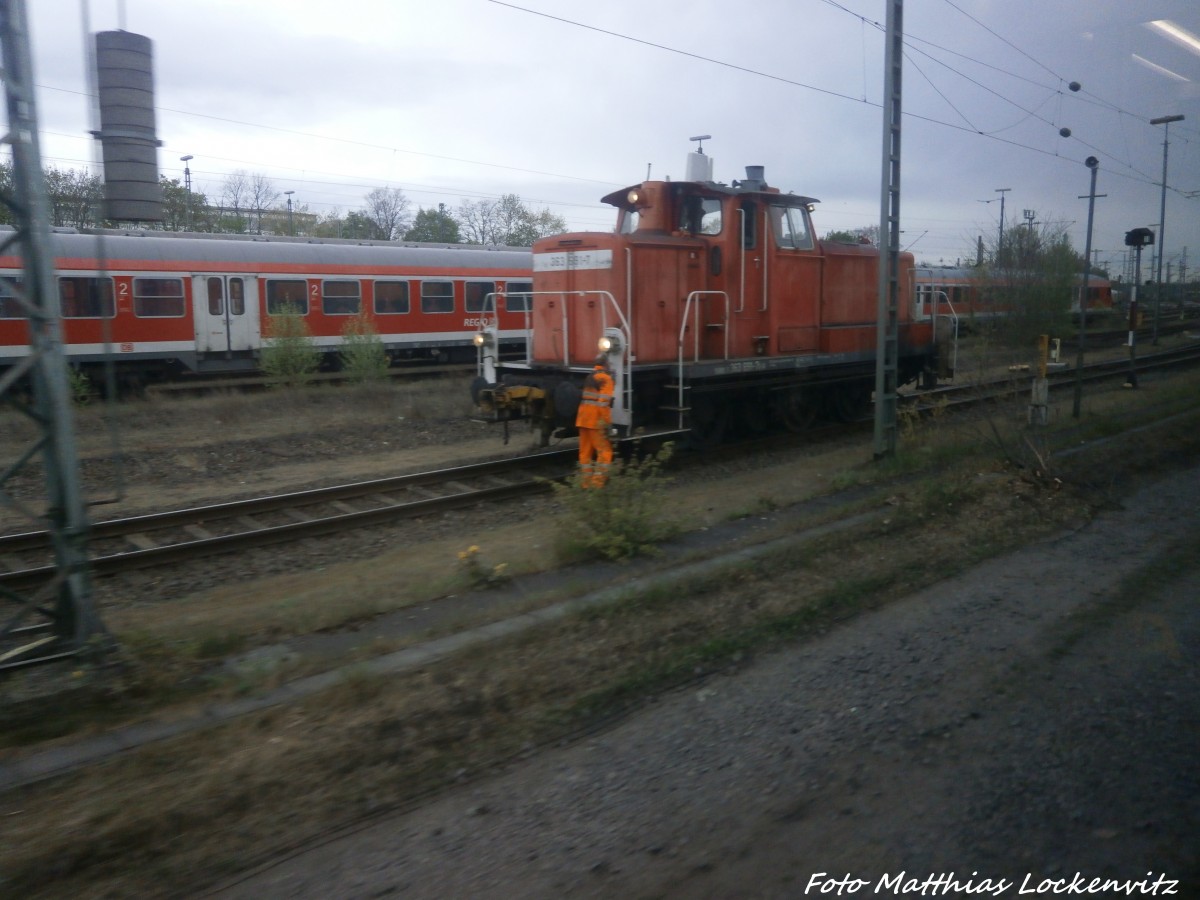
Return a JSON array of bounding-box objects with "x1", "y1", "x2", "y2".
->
[
  {"x1": 551, "y1": 443, "x2": 678, "y2": 561},
  {"x1": 261, "y1": 304, "x2": 320, "y2": 387},
  {"x1": 339, "y1": 311, "x2": 390, "y2": 384}
]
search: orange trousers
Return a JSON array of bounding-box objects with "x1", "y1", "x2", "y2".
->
[{"x1": 578, "y1": 427, "x2": 613, "y2": 488}]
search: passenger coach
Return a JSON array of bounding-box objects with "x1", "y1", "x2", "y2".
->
[{"x1": 0, "y1": 229, "x2": 533, "y2": 384}]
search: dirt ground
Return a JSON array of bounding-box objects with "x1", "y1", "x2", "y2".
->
[
  {"x1": 2, "y1": 359, "x2": 1199, "y2": 898},
  {"x1": 214, "y1": 458, "x2": 1200, "y2": 900}
]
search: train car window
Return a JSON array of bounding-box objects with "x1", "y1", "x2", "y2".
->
[
  {"x1": 266, "y1": 279, "x2": 308, "y2": 315},
  {"x1": 58, "y1": 276, "x2": 115, "y2": 318},
  {"x1": 321, "y1": 280, "x2": 361, "y2": 315},
  {"x1": 421, "y1": 280, "x2": 454, "y2": 314},
  {"x1": 771, "y1": 205, "x2": 814, "y2": 250},
  {"x1": 617, "y1": 210, "x2": 640, "y2": 234},
  {"x1": 464, "y1": 281, "x2": 496, "y2": 313},
  {"x1": 230, "y1": 278, "x2": 245, "y2": 316},
  {"x1": 207, "y1": 277, "x2": 223, "y2": 316},
  {"x1": 504, "y1": 281, "x2": 532, "y2": 312},
  {"x1": 374, "y1": 280, "x2": 409, "y2": 314},
  {"x1": 680, "y1": 196, "x2": 722, "y2": 235},
  {"x1": 0, "y1": 278, "x2": 25, "y2": 318},
  {"x1": 134, "y1": 277, "x2": 185, "y2": 317}
]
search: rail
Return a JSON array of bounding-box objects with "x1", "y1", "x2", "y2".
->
[{"x1": 0, "y1": 451, "x2": 577, "y2": 599}]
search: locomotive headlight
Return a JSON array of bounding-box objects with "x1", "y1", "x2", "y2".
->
[
  {"x1": 474, "y1": 331, "x2": 494, "y2": 349},
  {"x1": 598, "y1": 334, "x2": 622, "y2": 354},
  {"x1": 626, "y1": 190, "x2": 640, "y2": 205}
]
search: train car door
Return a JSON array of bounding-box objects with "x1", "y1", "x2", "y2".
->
[{"x1": 193, "y1": 274, "x2": 257, "y2": 354}]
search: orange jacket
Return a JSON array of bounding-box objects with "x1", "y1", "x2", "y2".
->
[{"x1": 575, "y1": 366, "x2": 614, "y2": 429}]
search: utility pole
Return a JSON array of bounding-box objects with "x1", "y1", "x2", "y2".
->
[
  {"x1": 1073, "y1": 158, "x2": 1100, "y2": 419},
  {"x1": 1150, "y1": 114, "x2": 1184, "y2": 344},
  {"x1": 995, "y1": 188, "x2": 1010, "y2": 265},
  {"x1": 1179, "y1": 248, "x2": 1188, "y2": 317},
  {"x1": 873, "y1": 0, "x2": 902, "y2": 460},
  {"x1": 0, "y1": 0, "x2": 109, "y2": 668}
]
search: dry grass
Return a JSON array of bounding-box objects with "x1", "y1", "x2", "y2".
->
[{"x1": 2, "y1": 371, "x2": 1200, "y2": 897}]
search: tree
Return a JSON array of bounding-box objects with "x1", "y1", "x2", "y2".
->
[
  {"x1": 44, "y1": 166, "x2": 103, "y2": 228},
  {"x1": 0, "y1": 161, "x2": 12, "y2": 225},
  {"x1": 362, "y1": 186, "x2": 412, "y2": 241},
  {"x1": 405, "y1": 204, "x2": 461, "y2": 243},
  {"x1": 247, "y1": 172, "x2": 280, "y2": 234},
  {"x1": 822, "y1": 225, "x2": 878, "y2": 245},
  {"x1": 342, "y1": 210, "x2": 382, "y2": 240},
  {"x1": 160, "y1": 175, "x2": 211, "y2": 232},
  {"x1": 456, "y1": 197, "x2": 500, "y2": 244},
  {"x1": 220, "y1": 170, "x2": 250, "y2": 232},
  {"x1": 456, "y1": 194, "x2": 567, "y2": 246},
  {"x1": 976, "y1": 217, "x2": 1081, "y2": 345},
  {"x1": 310, "y1": 207, "x2": 345, "y2": 239}
]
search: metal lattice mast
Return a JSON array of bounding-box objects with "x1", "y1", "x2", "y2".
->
[
  {"x1": 0, "y1": 0, "x2": 107, "y2": 668},
  {"x1": 874, "y1": 0, "x2": 903, "y2": 459}
]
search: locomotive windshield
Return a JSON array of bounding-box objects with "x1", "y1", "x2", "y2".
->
[{"x1": 770, "y1": 203, "x2": 814, "y2": 250}]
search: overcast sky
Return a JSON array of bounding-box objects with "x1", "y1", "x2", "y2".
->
[{"x1": 20, "y1": 0, "x2": 1200, "y2": 280}]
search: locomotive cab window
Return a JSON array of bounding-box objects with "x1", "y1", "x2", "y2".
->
[
  {"x1": 617, "y1": 209, "x2": 640, "y2": 235},
  {"x1": 421, "y1": 280, "x2": 454, "y2": 314},
  {"x1": 322, "y1": 280, "x2": 361, "y2": 315},
  {"x1": 464, "y1": 281, "x2": 496, "y2": 314},
  {"x1": 374, "y1": 280, "x2": 410, "y2": 315},
  {"x1": 134, "y1": 277, "x2": 185, "y2": 317},
  {"x1": 504, "y1": 281, "x2": 532, "y2": 312},
  {"x1": 771, "y1": 205, "x2": 814, "y2": 250},
  {"x1": 58, "y1": 276, "x2": 115, "y2": 318},
  {"x1": 679, "y1": 196, "x2": 723, "y2": 235},
  {"x1": 266, "y1": 279, "x2": 308, "y2": 315}
]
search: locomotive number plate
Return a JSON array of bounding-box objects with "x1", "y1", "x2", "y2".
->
[{"x1": 534, "y1": 249, "x2": 613, "y2": 272}]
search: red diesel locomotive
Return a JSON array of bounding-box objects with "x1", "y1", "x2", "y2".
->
[
  {"x1": 0, "y1": 229, "x2": 533, "y2": 385},
  {"x1": 472, "y1": 150, "x2": 946, "y2": 444}
]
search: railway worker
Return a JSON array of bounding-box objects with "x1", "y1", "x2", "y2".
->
[{"x1": 576, "y1": 355, "x2": 615, "y2": 488}]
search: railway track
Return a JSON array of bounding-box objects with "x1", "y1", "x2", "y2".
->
[
  {"x1": 912, "y1": 340, "x2": 1200, "y2": 411},
  {"x1": 7, "y1": 342, "x2": 1200, "y2": 592},
  {"x1": 0, "y1": 450, "x2": 576, "y2": 594},
  {"x1": 3, "y1": 338, "x2": 1198, "y2": 669}
]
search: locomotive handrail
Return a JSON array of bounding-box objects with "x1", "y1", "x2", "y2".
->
[
  {"x1": 676, "y1": 290, "x2": 731, "y2": 429},
  {"x1": 761, "y1": 222, "x2": 769, "y2": 313},
  {"x1": 933, "y1": 290, "x2": 959, "y2": 375},
  {"x1": 736, "y1": 208, "x2": 745, "y2": 314},
  {"x1": 912, "y1": 267, "x2": 961, "y2": 379}
]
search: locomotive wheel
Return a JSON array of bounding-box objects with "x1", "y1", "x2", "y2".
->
[
  {"x1": 739, "y1": 393, "x2": 771, "y2": 434},
  {"x1": 826, "y1": 382, "x2": 872, "y2": 422},
  {"x1": 774, "y1": 388, "x2": 817, "y2": 432},
  {"x1": 688, "y1": 395, "x2": 729, "y2": 447}
]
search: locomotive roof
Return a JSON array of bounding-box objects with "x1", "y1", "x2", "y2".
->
[
  {"x1": 601, "y1": 179, "x2": 818, "y2": 208},
  {"x1": 29, "y1": 228, "x2": 532, "y2": 271}
]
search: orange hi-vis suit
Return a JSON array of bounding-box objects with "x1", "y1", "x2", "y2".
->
[{"x1": 576, "y1": 364, "x2": 615, "y2": 488}]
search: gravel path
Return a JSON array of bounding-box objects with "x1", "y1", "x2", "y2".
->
[{"x1": 215, "y1": 464, "x2": 1200, "y2": 898}]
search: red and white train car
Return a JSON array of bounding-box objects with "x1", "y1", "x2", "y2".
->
[
  {"x1": 0, "y1": 229, "x2": 533, "y2": 383},
  {"x1": 913, "y1": 265, "x2": 1114, "y2": 326},
  {"x1": 472, "y1": 152, "x2": 944, "y2": 444}
]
